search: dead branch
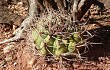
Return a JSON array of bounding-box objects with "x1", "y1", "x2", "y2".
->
[
  {"x1": 43, "y1": 0, "x2": 58, "y2": 12},
  {"x1": 0, "y1": 0, "x2": 37, "y2": 44},
  {"x1": 72, "y1": 0, "x2": 80, "y2": 22},
  {"x1": 36, "y1": 0, "x2": 45, "y2": 11},
  {"x1": 55, "y1": 0, "x2": 66, "y2": 13},
  {"x1": 77, "y1": 0, "x2": 95, "y2": 20}
]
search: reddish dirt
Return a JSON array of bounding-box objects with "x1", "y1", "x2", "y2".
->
[{"x1": 0, "y1": 0, "x2": 110, "y2": 70}]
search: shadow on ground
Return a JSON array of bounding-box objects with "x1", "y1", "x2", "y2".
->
[{"x1": 82, "y1": 25, "x2": 110, "y2": 61}]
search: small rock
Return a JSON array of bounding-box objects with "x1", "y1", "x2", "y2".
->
[
  {"x1": 5, "y1": 55, "x2": 12, "y2": 62},
  {"x1": 3, "y1": 44, "x2": 15, "y2": 54},
  {"x1": 13, "y1": 62, "x2": 17, "y2": 66},
  {"x1": 27, "y1": 58, "x2": 36, "y2": 68}
]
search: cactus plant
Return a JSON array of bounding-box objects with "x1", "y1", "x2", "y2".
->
[{"x1": 32, "y1": 13, "x2": 83, "y2": 60}]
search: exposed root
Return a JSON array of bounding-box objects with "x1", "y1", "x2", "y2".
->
[{"x1": 0, "y1": 0, "x2": 36, "y2": 44}]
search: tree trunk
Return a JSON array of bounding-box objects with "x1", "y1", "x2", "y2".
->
[{"x1": 35, "y1": 0, "x2": 94, "y2": 21}]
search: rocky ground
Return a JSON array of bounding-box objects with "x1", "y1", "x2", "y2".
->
[{"x1": 0, "y1": 0, "x2": 110, "y2": 70}]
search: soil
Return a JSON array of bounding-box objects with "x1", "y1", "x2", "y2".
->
[{"x1": 0, "y1": 0, "x2": 110, "y2": 70}]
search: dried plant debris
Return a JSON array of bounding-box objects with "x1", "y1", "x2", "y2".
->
[{"x1": 8, "y1": 2, "x2": 28, "y2": 16}]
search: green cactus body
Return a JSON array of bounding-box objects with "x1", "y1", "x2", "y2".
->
[
  {"x1": 39, "y1": 35, "x2": 55, "y2": 55},
  {"x1": 68, "y1": 32, "x2": 81, "y2": 53},
  {"x1": 68, "y1": 40, "x2": 76, "y2": 53},
  {"x1": 62, "y1": 39, "x2": 69, "y2": 47},
  {"x1": 32, "y1": 30, "x2": 42, "y2": 48},
  {"x1": 54, "y1": 38, "x2": 68, "y2": 57},
  {"x1": 32, "y1": 30, "x2": 38, "y2": 41},
  {"x1": 72, "y1": 32, "x2": 81, "y2": 42},
  {"x1": 44, "y1": 35, "x2": 55, "y2": 54},
  {"x1": 32, "y1": 30, "x2": 47, "y2": 49},
  {"x1": 40, "y1": 42, "x2": 47, "y2": 55},
  {"x1": 44, "y1": 35, "x2": 55, "y2": 46}
]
